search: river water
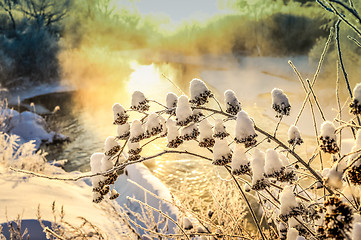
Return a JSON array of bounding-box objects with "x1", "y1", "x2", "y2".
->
[{"x1": 19, "y1": 55, "x2": 348, "y2": 201}]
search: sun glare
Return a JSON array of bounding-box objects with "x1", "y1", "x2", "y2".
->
[{"x1": 127, "y1": 63, "x2": 163, "y2": 95}]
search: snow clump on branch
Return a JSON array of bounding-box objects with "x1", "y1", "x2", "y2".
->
[
  {"x1": 131, "y1": 91, "x2": 150, "y2": 111},
  {"x1": 129, "y1": 120, "x2": 145, "y2": 143},
  {"x1": 212, "y1": 138, "x2": 232, "y2": 165},
  {"x1": 176, "y1": 95, "x2": 193, "y2": 126},
  {"x1": 279, "y1": 185, "x2": 301, "y2": 221},
  {"x1": 104, "y1": 136, "x2": 120, "y2": 156},
  {"x1": 112, "y1": 103, "x2": 129, "y2": 125},
  {"x1": 224, "y1": 89, "x2": 241, "y2": 115},
  {"x1": 145, "y1": 113, "x2": 163, "y2": 137},
  {"x1": 128, "y1": 141, "x2": 141, "y2": 160},
  {"x1": 234, "y1": 110, "x2": 257, "y2": 147},
  {"x1": 181, "y1": 123, "x2": 199, "y2": 141},
  {"x1": 198, "y1": 118, "x2": 215, "y2": 148},
  {"x1": 189, "y1": 78, "x2": 213, "y2": 106},
  {"x1": 347, "y1": 129, "x2": 361, "y2": 185},
  {"x1": 350, "y1": 83, "x2": 361, "y2": 115},
  {"x1": 166, "y1": 92, "x2": 178, "y2": 114},
  {"x1": 271, "y1": 88, "x2": 291, "y2": 117},
  {"x1": 231, "y1": 144, "x2": 250, "y2": 175},
  {"x1": 288, "y1": 125, "x2": 303, "y2": 146},
  {"x1": 319, "y1": 121, "x2": 339, "y2": 154},
  {"x1": 213, "y1": 119, "x2": 229, "y2": 139},
  {"x1": 117, "y1": 122, "x2": 130, "y2": 140},
  {"x1": 264, "y1": 149, "x2": 285, "y2": 179},
  {"x1": 250, "y1": 149, "x2": 269, "y2": 190},
  {"x1": 90, "y1": 153, "x2": 105, "y2": 203},
  {"x1": 166, "y1": 119, "x2": 183, "y2": 148}
]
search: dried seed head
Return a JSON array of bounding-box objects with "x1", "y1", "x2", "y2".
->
[
  {"x1": 271, "y1": 88, "x2": 291, "y2": 117},
  {"x1": 224, "y1": 89, "x2": 241, "y2": 115},
  {"x1": 320, "y1": 195, "x2": 353, "y2": 239},
  {"x1": 166, "y1": 92, "x2": 178, "y2": 114},
  {"x1": 213, "y1": 119, "x2": 229, "y2": 139},
  {"x1": 231, "y1": 144, "x2": 251, "y2": 175},
  {"x1": 176, "y1": 95, "x2": 193, "y2": 126},
  {"x1": 131, "y1": 91, "x2": 149, "y2": 111},
  {"x1": 212, "y1": 138, "x2": 232, "y2": 165},
  {"x1": 104, "y1": 137, "x2": 120, "y2": 156},
  {"x1": 112, "y1": 103, "x2": 129, "y2": 125},
  {"x1": 288, "y1": 125, "x2": 303, "y2": 146},
  {"x1": 117, "y1": 123, "x2": 130, "y2": 140},
  {"x1": 234, "y1": 111, "x2": 257, "y2": 147},
  {"x1": 319, "y1": 121, "x2": 339, "y2": 154},
  {"x1": 350, "y1": 83, "x2": 361, "y2": 115},
  {"x1": 181, "y1": 123, "x2": 199, "y2": 141},
  {"x1": 145, "y1": 113, "x2": 163, "y2": 137},
  {"x1": 109, "y1": 189, "x2": 120, "y2": 200},
  {"x1": 166, "y1": 119, "x2": 183, "y2": 148},
  {"x1": 189, "y1": 78, "x2": 213, "y2": 106},
  {"x1": 129, "y1": 120, "x2": 145, "y2": 143}
]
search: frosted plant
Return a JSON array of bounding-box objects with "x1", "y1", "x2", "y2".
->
[
  {"x1": 279, "y1": 186, "x2": 301, "y2": 221},
  {"x1": 264, "y1": 149, "x2": 285, "y2": 179},
  {"x1": 176, "y1": 95, "x2": 193, "y2": 126},
  {"x1": 145, "y1": 113, "x2": 163, "y2": 137},
  {"x1": 129, "y1": 120, "x2": 145, "y2": 143},
  {"x1": 212, "y1": 138, "x2": 232, "y2": 165},
  {"x1": 166, "y1": 119, "x2": 183, "y2": 148},
  {"x1": 198, "y1": 119, "x2": 215, "y2": 148},
  {"x1": 192, "y1": 109, "x2": 204, "y2": 122},
  {"x1": 180, "y1": 123, "x2": 199, "y2": 141},
  {"x1": 158, "y1": 115, "x2": 167, "y2": 137},
  {"x1": 323, "y1": 163, "x2": 343, "y2": 189},
  {"x1": 104, "y1": 136, "x2": 120, "y2": 156},
  {"x1": 213, "y1": 119, "x2": 229, "y2": 139},
  {"x1": 350, "y1": 83, "x2": 361, "y2": 115},
  {"x1": 183, "y1": 217, "x2": 193, "y2": 230},
  {"x1": 319, "y1": 121, "x2": 339, "y2": 154},
  {"x1": 250, "y1": 149, "x2": 269, "y2": 190},
  {"x1": 189, "y1": 78, "x2": 213, "y2": 106},
  {"x1": 278, "y1": 153, "x2": 297, "y2": 183},
  {"x1": 271, "y1": 88, "x2": 291, "y2": 117},
  {"x1": 347, "y1": 129, "x2": 361, "y2": 185},
  {"x1": 128, "y1": 141, "x2": 141, "y2": 160},
  {"x1": 109, "y1": 189, "x2": 120, "y2": 200},
  {"x1": 131, "y1": 91, "x2": 150, "y2": 111},
  {"x1": 288, "y1": 125, "x2": 303, "y2": 146},
  {"x1": 90, "y1": 153, "x2": 105, "y2": 203},
  {"x1": 166, "y1": 92, "x2": 178, "y2": 114},
  {"x1": 117, "y1": 122, "x2": 130, "y2": 140},
  {"x1": 234, "y1": 110, "x2": 257, "y2": 147},
  {"x1": 112, "y1": 103, "x2": 129, "y2": 125},
  {"x1": 224, "y1": 89, "x2": 241, "y2": 115},
  {"x1": 317, "y1": 195, "x2": 353, "y2": 239},
  {"x1": 231, "y1": 144, "x2": 251, "y2": 175}
]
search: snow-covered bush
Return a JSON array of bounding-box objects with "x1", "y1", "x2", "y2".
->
[{"x1": 82, "y1": 73, "x2": 361, "y2": 239}]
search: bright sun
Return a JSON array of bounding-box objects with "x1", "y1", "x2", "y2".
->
[{"x1": 127, "y1": 63, "x2": 162, "y2": 95}]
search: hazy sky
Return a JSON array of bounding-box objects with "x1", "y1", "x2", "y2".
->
[{"x1": 113, "y1": 0, "x2": 233, "y2": 23}]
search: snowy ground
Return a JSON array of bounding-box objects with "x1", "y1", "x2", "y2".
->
[{"x1": 0, "y1": 103, "x2": 178, "y2": 239}]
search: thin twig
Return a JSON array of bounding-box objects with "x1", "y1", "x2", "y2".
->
[
  {"x1": 224, "y1": 166, "x2": 266, "y2": 240},
  {"x1": 127, "y1": 197, "x2": 190, "y2": 240}
]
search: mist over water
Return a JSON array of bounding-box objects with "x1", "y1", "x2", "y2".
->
[{"x1": 4, "y1": 0, "x2": 361, "y2": 200}]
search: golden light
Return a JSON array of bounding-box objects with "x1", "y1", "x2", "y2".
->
[{"x1": 127, "y1": 63, "x2": 163, "y2": 95}]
